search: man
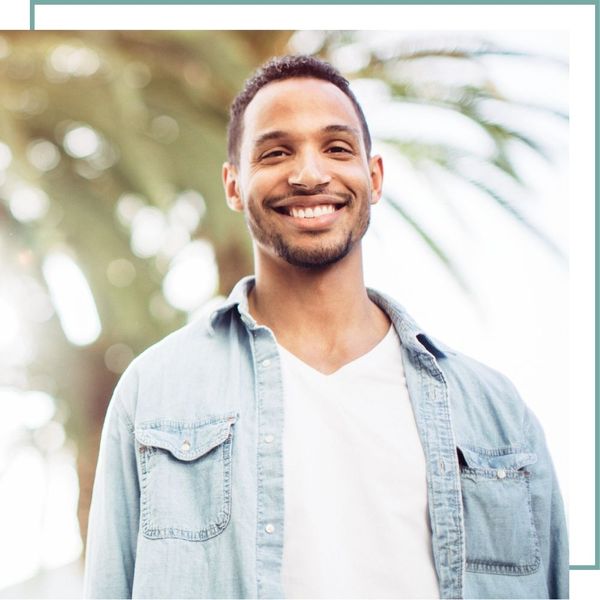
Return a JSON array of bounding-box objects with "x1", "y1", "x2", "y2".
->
[{"x1": 84, "y1": 55, "x2": 568, "y2": 599}]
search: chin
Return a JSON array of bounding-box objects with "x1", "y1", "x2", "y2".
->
[{"x1": 274, "y1": 237, "x2": 353, "y2": 269}]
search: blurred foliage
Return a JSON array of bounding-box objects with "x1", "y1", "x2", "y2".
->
[{"x1": 0, "y1": 30, "x2": 567, "y2": 545}]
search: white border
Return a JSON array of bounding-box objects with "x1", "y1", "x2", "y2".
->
[{"x1": 35, "y1": 3, "x2": 597, "y2": 31}]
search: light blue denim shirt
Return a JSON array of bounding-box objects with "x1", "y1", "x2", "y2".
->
[{"x1": 84, "y1": 276, "x2": 568, "y2": 599}]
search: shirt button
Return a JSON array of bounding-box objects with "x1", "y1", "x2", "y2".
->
[
  {"x1": 496, "y1": 468, "x2": 507, "y2": 479},
  {"x1": 264, "y1": 434, "x2": 274, "y2": 444},
  {"x1": 265, "y1": 523, "x2": 275, "y2": 534},
  {"x1": 261, "y1": 359, "x2": 271, "y2": 368},
  {"x1": 180, "y1": 440, "x2": 191, "y2": 453}
]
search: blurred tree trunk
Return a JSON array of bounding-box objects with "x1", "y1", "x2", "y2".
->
[{"x1": 73, "y1": 345, "x2": 119, "y2": 550}]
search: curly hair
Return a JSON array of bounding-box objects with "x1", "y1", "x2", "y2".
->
[{"x1": 226, "y1": 55, "x2": 372, "y2": 165}]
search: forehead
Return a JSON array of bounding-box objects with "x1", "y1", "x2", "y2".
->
[{"x1": 242, "y1": 77, "x2": 362, "y2": 145}]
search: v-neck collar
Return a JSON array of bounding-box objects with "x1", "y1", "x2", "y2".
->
[{"x1": 276, "y1": 325, "x2": 396, "y2": 377}]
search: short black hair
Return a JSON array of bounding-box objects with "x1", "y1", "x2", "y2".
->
[{"x1": 227, "y1": 55, "x2": 372, "y2": 166}]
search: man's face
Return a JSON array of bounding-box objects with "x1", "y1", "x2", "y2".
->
[{"x1": 223, "y1": 77, "x2": 383, "y2": 269}]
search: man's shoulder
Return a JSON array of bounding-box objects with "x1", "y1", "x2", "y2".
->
[
  {"x1": 132, "y1": 315, "x2": 210, "y2": 372},
  {"x1": 435, "y1": 341, "x2": 532, "y2": 444},
  {"x1": 372, "y1": 290, "x2": 518, "y2": 390},
  {"x1": 111, "y1": 307, "x2": 238, "y2": 415},
  {"x1": 441, "y1": 343, "x2": 521, "y2": 401},
  {"x1": 370, "y1": 287, "x2": 523, "y2": 404}
]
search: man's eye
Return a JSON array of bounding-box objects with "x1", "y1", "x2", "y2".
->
[
  {"x1": 327, "y1": 145, "x2": 353, "y2": 154},
  {"x1": 261, "y1": 149, "x2": 288, "y2": 160}
]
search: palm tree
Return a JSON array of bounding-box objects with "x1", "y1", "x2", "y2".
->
[{"x1": 0, "y1": 30, "x2": 567, "y2": 554}]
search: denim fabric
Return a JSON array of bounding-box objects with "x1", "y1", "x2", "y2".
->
[{"x1": 84, "y1": 276, "x2": 568, "y2": 599}]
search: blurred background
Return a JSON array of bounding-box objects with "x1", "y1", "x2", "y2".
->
[{"x1": 0, "y1": 30, "x2": 568, "y2": 597}]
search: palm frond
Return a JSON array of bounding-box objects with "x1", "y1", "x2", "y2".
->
[
  {"x1": 383, "y1": 193, "x2": 472, "y2": 295},
  {"x1": 456, "y1": 174, "x2": 566, "y2": 262}
]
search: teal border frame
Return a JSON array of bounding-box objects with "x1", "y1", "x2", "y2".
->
[{"x1": 27, "y1": 0, "x2": 600, "y2": 571}]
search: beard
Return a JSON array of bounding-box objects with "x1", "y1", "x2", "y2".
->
[
  {"x1": 245, "y1": 193, "x2": 371, "y2": 269},
  {"x1": 265, "y1": 229, "x2": 354, "y2": 269}
]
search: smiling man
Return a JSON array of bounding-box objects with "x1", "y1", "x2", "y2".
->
[
  {"x1": 225, "y1": 76, "x2": 376, "y2": 274},
  {"x1": 84, "y1": 56, "x2": 568, "y2": 599}
]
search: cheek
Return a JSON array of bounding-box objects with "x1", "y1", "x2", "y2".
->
[
  {"x1": 248, "y1": 172, "x2": 285, "y2": 203},
  {"x1": 338, "y1": 164, "x2": 371, "y2": 187}
]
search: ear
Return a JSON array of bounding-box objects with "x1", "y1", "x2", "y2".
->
[
  {"x1": 222, "y1": 162, "x2": 244, "y2": 212},
  {"x1": 368, "y1": 155, "x2": 384, "y2": 205}
]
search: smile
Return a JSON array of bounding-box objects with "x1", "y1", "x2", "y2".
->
[
  {"x1": 273, "y1": 203, "x2": 344, "y2": 219},
  {"x1": 287, "y1": 204, "x2": 336, "y2": 219}
]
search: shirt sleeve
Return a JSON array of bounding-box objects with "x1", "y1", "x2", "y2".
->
[
  {"x1": 83, "y1": 391, "x2": 139, "y2": 599},
  {"x1": 524, "y1": 407, "x2": 569, "y2": 599}
]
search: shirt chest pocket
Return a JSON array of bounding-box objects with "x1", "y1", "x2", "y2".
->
[
  {"x1": 458, "y1": 445, "x2": 540, "y2": 576},
  {"x1": 135, "y1": 414, "x2": 237, "y2": 541}
]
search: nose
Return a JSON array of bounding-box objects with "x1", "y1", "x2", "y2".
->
[{"x1": 287, "y1": 150, "x2": 332, "y2": 189}]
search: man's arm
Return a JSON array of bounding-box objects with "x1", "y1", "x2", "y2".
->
[
  {"x1": 525, "y1": 407, "x2": 569, "y2": 599},
  {"x1": 84, "y1": 393, "x2": 140, "y2": 599}
]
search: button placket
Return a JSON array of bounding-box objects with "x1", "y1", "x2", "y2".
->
[{"x1": 252, "y1": 327, "x2": 285, "y2": 597}]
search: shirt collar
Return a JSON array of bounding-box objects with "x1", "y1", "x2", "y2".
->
[
  {"x1": 208, "y1": 276, "x2": 256, "y2": 333},
  {"x1": 208, "y1": 276, "x2": 449, "y2": 358},
  {"x1": 366, "y1": 288, "x2": 450, "y2": 358}
]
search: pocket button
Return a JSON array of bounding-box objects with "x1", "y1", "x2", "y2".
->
[
  {"x1": 496, "y1": 468, "x2": 507, "y2": 479},
  {"x1": 180, "y1": 440, "x2": 191, "y2": 453}
]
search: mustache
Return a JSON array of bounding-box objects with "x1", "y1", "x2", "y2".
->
[{"x1": 266, "y1": 187, "x2": 353, "y2": 206}]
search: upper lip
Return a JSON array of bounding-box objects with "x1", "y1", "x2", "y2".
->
[{"x1": 270, "y1": 194, "x2": 349, "y2": 210}]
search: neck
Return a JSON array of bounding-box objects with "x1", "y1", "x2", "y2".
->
[{"x1": 249, "y1": 244, "x2": 389, "y2": 360}]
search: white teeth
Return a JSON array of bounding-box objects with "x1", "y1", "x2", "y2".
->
[{"x1": 288, "y1": 204, "x2": 336, "y2": 219}]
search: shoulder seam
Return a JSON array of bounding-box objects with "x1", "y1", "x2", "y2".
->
[{"x1": 112, "y1": 394, "x2": 135, "y2": 434}]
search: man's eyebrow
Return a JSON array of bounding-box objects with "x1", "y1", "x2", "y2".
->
[
  {"x1": 252, "y1": 130, "x2": 288, "y2": 147},
  {"x1": 322, "y1": 124, "x2": 360, "y2": 138},
  {"x1": 252, "y1": 125, "x2": 360, "y2": 148}
]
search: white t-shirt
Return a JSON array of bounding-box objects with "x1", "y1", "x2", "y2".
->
[{"x1": 279, "y1": 326, "x2": 440, "y2": 599}]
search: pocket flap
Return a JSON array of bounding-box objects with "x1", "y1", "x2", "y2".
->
[
  {"x1": 459, "y1": 445, "x2": 537, "y2": 470},
  {"x1": 135, "y1": 413, "x2": 237, "y2": 461}
]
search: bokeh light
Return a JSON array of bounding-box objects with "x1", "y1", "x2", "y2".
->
[
  {"x1": 0, "y1": 296, "x2": 20, "y2": 349},
  {"x1": 48, "y1": 44, "x2": 101, "y2": 78},
  {"x1": 9, "y1": 186, "x2": 50, "y2": 222},
  {"x1": 122, "y1": 61, "x2": 152, "y2": 88},
  {"x1": 0, "y1": 141, "x2": 13, "y2": 170},
  {"x1": 26, "y1": 139, "x2": 61, "y2": 172},
  {"x1": 0, "y1": 35, "x2": 10, "y2": 59},
  {"x1": 21, "y1": 391, "x2": 56, "y2": 429},
  {"x1": 104, "y1": 343, "x2": 135, "y2": 374},
  {"x1": 42, "y1": 252, "x2": 102, "y2": 346},
  {"x1": 63, "y1": 124, "x2": 101, "y2": 159},
  {"x1": 150, "y1": 115, "x2": 179, "y2": 144},
  {"x1": 115, "y1": 193, "x2": 145, "y2": 227},
  {"x1": 162, "y1": 240, "x2": 219, "y2": 312},
  {"x1": 169, "y1": 190, "x2": 206, "y2": 232},
  {"x1": 130, "y1": 206, "x2": 168, "y2": 258},
  {"x1": 106, "y1": 258, "x2": 136, "y2": 288}
]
